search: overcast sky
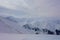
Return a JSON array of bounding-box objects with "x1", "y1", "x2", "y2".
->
[{"x1": 0, "y1": 0, "x2": 60, "y2": 18}]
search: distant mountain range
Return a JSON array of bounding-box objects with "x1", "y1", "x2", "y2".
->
[{"x1": 0, "y1": 16, "x2": 60, "y2": 35}]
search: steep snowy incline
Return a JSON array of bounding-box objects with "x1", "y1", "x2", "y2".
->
[
  {"x1": 0, "y1": 16, "x2": 35, "y2": 34},
  {"x1": 0, "y1": 16, "x2": 25, "y2": 34}
]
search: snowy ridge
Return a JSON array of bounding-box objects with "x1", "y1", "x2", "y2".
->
[{"x1": 0, "y1": 16, "x2": 60, "y2": 35}]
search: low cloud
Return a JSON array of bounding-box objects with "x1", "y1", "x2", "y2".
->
[{"x1": 0, "y1": 0, "x2": 60, "y2": 18}]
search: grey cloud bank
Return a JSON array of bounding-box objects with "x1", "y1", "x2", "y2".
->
[{"x1": 0, "y1": 0, "x2": 60, "y2": 18}]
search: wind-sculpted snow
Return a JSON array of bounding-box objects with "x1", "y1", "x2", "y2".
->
[{"x1": 0, "y1": 16, "x2": 60, "y2": 35}]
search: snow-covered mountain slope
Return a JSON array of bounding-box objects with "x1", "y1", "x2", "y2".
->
[
  {"x1": 0, "y1": 16, "x2": 21, "y2": 33},
  {"x1": 0, "y1": 16, "x2": 60, "y2": 35},
  {"x1": 0, "y1": 16, "x2": 36, "y2": 34}
]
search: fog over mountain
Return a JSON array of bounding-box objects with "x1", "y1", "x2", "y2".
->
[
  {"x1": 0, "y1": 0, "x2": 60, "y2": 40},
  {"x1": 0, "y1": 16, "x2": 60, "y2": 35}
]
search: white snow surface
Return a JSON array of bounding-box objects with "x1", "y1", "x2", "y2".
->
[{"x1": 0, "y1": 33, "x2": 60, "y2": 40}]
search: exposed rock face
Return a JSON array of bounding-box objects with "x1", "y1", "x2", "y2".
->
[
  {"x1": 56, "y1": 29, "x2": 60, "y2": 35},
  {"x1": 23, "y1": 24, "x2": 60, "y2": 35}
]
